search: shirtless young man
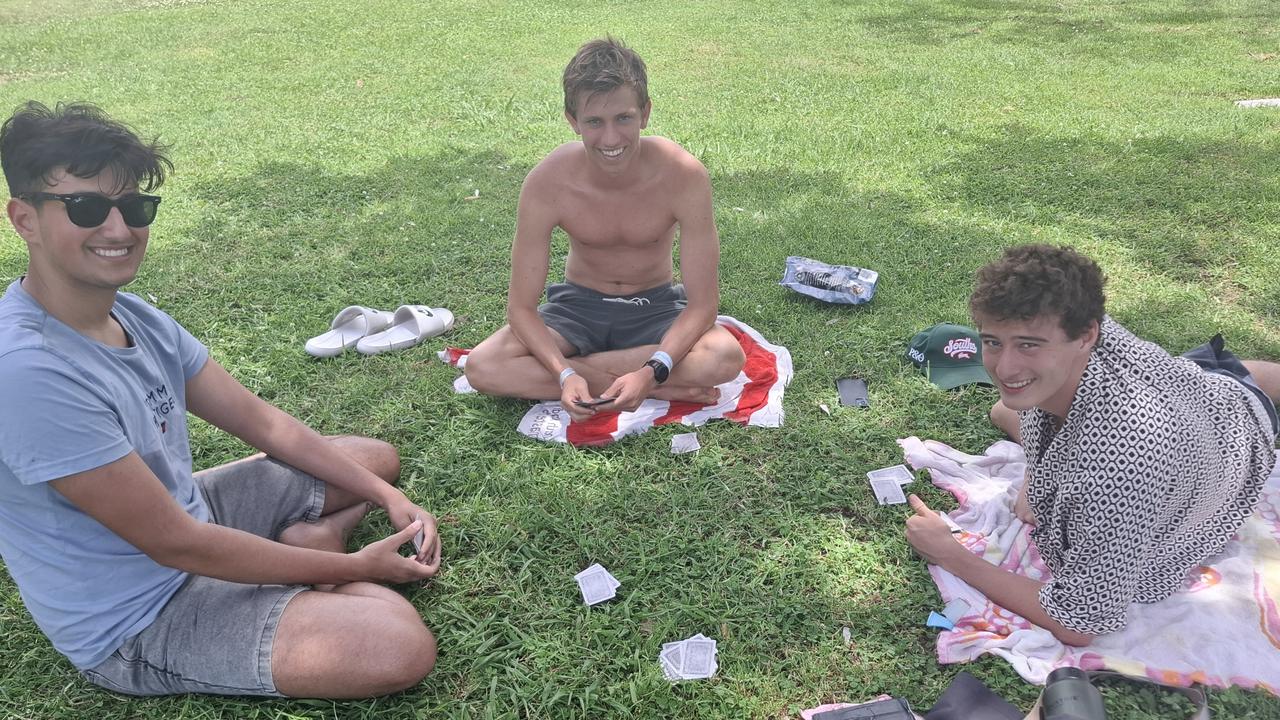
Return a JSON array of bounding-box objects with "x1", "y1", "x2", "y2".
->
[{"x1": 463, "y1": 38, "x2": 746, "y2": 421}]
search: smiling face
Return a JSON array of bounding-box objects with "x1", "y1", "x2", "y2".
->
[
  {"x1": 565, "y1": 85, "x2": 651, "y2": 176},
  {"x1": 8, "y1": 167, "x2": 149, "y2": 298},
  {"x1": 976, "y1": 313, "x2": 1099, "y2": 418}
]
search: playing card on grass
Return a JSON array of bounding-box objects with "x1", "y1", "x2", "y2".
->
[
  {"x1": 574, "y1": 564, "x2": 619, "y2": 606},
  {"x1": 869, "y1": 477, "x2": 907, "y2": 505},
  {"x1": 670, "y1": 432, "x2": 701, "y2": 454},
  {"x1": 659, "y1": 633, "x2": 718, "y2": 681},
  {"x1": 867, "y1": 464, "x2": 914, "y2": 485}
]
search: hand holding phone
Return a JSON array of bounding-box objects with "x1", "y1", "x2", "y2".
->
[{"x1": 574, "y1": 396, "x2": 615, "y2": 408}]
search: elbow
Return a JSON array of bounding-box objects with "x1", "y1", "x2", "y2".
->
[
  {"x1": 1053, "y1": 627, "x2": 1094, "y2": 647},
  {"x1": 145, "y1": 522, "x2": 207, "y2": 572}
]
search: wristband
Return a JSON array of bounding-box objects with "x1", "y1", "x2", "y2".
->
[
  {"x1": 558, "y1": 367, "x2": 577, "y2": 388},
  {"x1": 649, "y1": 350, "x2": 673, "y2": 371}
]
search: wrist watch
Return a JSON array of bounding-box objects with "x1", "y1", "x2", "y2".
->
[{"x1": 643, "y1": 359, "x2": 670, "y2": 384}]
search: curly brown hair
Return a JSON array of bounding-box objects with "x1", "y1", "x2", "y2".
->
[
  {"x1": 562, "y1": 36, "x2": 648, "y2": 119},
  {"x1": 969, "y1": 244, "x2": 1106, "y2": 340}
]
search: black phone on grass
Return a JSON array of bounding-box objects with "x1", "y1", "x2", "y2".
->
[{"x1": 835, "y1": 377, "x2": 869, "y2": 407}]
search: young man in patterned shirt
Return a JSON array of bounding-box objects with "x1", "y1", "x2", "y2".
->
[{"x1": 906, "y1": 244, "x2": 1279, "y2": 645}]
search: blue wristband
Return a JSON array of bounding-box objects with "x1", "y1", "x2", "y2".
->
[{"x1": 650, "y1": 351, "x2": 673, "y2": 370}]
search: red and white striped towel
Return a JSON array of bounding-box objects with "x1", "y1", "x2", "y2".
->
[{"x1": 438, "y1": 316, "x2": 792, "y2": 447}]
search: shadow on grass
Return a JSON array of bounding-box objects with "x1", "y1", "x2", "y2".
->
[
  {"x1": 928, "y1": 123, "x2": 1280, "y2": 333},
  {"x1": 847, "y1": 0, "x2": 1142, "y2": 52},
  {"x1": 19, "y1": 147, "x2": 1006, "y2": 717},
  {"x1": 844, "y1": 0, "x2": 1278, "y2": 56}
]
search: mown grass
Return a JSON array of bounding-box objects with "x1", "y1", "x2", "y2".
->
[{"x1": 1, "y1": 0, "x2": 1277, "y2": 718}]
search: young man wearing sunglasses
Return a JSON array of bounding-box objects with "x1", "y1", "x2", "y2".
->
[
  {"x1": 462, "y1": 38, "x2": 746, "y2": 420},
  {"x1": 0, "y1": 101, "x2": 440, "y2": 698}
]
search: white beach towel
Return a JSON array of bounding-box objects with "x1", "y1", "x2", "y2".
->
[{"x1": 900, "y1": 436, "x2": 1280, "y2": 695}]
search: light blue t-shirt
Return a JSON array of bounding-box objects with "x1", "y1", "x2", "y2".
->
[{"x1": 0, "y1": 279, "x2": 210, "y2": 669}]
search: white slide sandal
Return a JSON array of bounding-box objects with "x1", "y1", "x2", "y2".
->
[
  {"x1": 305, "y1": 306, "x2": 394, "y2": 357},
  {"x1": 355, "y1": 305, "x2": 455, "y2": 355}
]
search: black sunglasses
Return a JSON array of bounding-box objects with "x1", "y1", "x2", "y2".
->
[{"x1": 20, "y1": 192, "x2": 162, "y2": 228}]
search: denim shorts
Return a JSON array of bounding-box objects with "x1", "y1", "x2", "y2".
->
[
  {"x1": 80, "y1": 456, "x2": 325, "y2": 697},
  {"x1": 538, "y1": 281, "x2": 686, "y2": 356}
]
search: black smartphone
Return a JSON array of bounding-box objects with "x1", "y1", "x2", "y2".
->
[
  {"x1": 574, "y1": 396, "x2": 615, "y2": 408},
  {"x1": 835, "y1": 377, "x2": 869, "y2": 407}
]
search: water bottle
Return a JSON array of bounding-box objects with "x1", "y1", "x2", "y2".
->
[{"x1": 1041, "y1": 667, "x2": 1106, "y2": 720}]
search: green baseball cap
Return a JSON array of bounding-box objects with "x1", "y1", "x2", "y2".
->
[{"x1": 905, "y1": 323, "x2": 992, "y2": 390}]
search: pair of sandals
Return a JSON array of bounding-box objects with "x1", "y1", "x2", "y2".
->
[{"x1": 305, "y1": 305, "x2": 455, "y2": 357}]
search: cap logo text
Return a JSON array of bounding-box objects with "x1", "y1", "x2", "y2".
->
[{"x1": 943, "y1": 338, "x2": 977, "y2": 359}]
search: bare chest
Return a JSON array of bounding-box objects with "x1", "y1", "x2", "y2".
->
[{"x1": 557, "y1": 187, "x2": 677, "y2": 249}]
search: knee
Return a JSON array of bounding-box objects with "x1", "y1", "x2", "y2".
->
[
  {"x1": 345, "y1": 588, "x2": 437, "y2": 693},
  {"x1": 332, "y1": 436, "x2": 400, "y2": 483},
  {"x1": 383, "y1": 622, "x2": 437, "y2": 692},
  {"x1": 709, "y1": 336, "x2": 746, "y2": 381},
  {"x1": 461, "y1": 346, "x2": 495, "y2": 393}
]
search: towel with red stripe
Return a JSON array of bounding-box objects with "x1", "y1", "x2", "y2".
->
[{"x1": 438, "y1": 316, "x2": 792, "y2": 447}]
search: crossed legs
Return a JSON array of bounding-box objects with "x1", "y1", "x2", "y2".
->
[
  {"x1": 464, "y1": 324, "x2": 746, "y2": 405},
  {"x1": 204, "y1": 436, "x2": 436, "y2": 698}
]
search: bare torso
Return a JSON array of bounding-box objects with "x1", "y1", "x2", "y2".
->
[{"x1": 537, "y1": 136, "x2": 692, "y2": 294}]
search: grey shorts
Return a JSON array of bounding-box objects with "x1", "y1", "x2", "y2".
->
[
  {"x1": 80, "y1": 456, "x2": 325, "y2": 697},
  {"x1": 538, "y1": 281, "x2": 686, "y2": 356}
]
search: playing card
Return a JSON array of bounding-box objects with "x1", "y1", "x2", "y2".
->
[
  {"x1": 937, "y1": 511, "x2": 963, "y2": 534},
  {"x1": 941, "y1": 597, "x2": 970, "y2": 624},
  {"x1": 866, "y1": 464, "x2": 914, "y2": 486},
  {"x1": 575, "y1": 566, "x2": 617, "y2": 606},
  {"x1": 681, "y1": 639, "x2": 716, "y2": 677},
  {"x1": 870, "y1": 477, "x2": 907, "y2": 505},
  {"x1": 660, "y1": 642, "x2": 684, "y2": 677},
  {"x1": 670, "y1": 432, "x2": 701, "y2": 454}
]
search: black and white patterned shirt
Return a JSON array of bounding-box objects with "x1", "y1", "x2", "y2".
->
[{"x1": 1021, "y1": 317, "x2": 1276, "y2": 635}]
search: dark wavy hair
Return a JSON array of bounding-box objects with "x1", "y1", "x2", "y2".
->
[
  {"x1": 1, "y1": 100, "x2": 171, "y2": 197},
  {"x1": 562, "y1": 36, "x2": 649, "y2": 118},
  {"x1": 969, "y1": 244, "x2": 1106, "y2": 340}
]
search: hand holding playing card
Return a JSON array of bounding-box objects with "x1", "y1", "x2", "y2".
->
[{"x1": 905, "y1": 494, "x2": 965, "y2": 568}]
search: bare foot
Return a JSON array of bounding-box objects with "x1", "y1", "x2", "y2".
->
[
  {"x1": 279, "y1": 501, "x2": 371, "y2": 554},
  {"x1": 652, "y1": 385, "x2": 721, "y2": 405}
]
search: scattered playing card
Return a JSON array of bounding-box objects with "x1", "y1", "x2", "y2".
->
[
  {"x1": 866, "y1": 464, "x2": 914, "y2": 486},
  {"x1": 870, "y1": 477, "x2": 907, "y2": 505},
  {"x1": 941, "y1": 597, "x2": 970, "y2": 624},
  {"x1": 574, "y1": 563, "x2": 619, "y2": 606},
  {"x1": 671, "y1": 432, "x2": 701, "y2": 454},
  {"x1": 658, "y1": 633, "x2": 718, "y2": 681}
]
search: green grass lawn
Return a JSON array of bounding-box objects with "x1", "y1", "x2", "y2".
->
[{"x1": 1, "y1": 0, "x2": 1278, "y2": 717}]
